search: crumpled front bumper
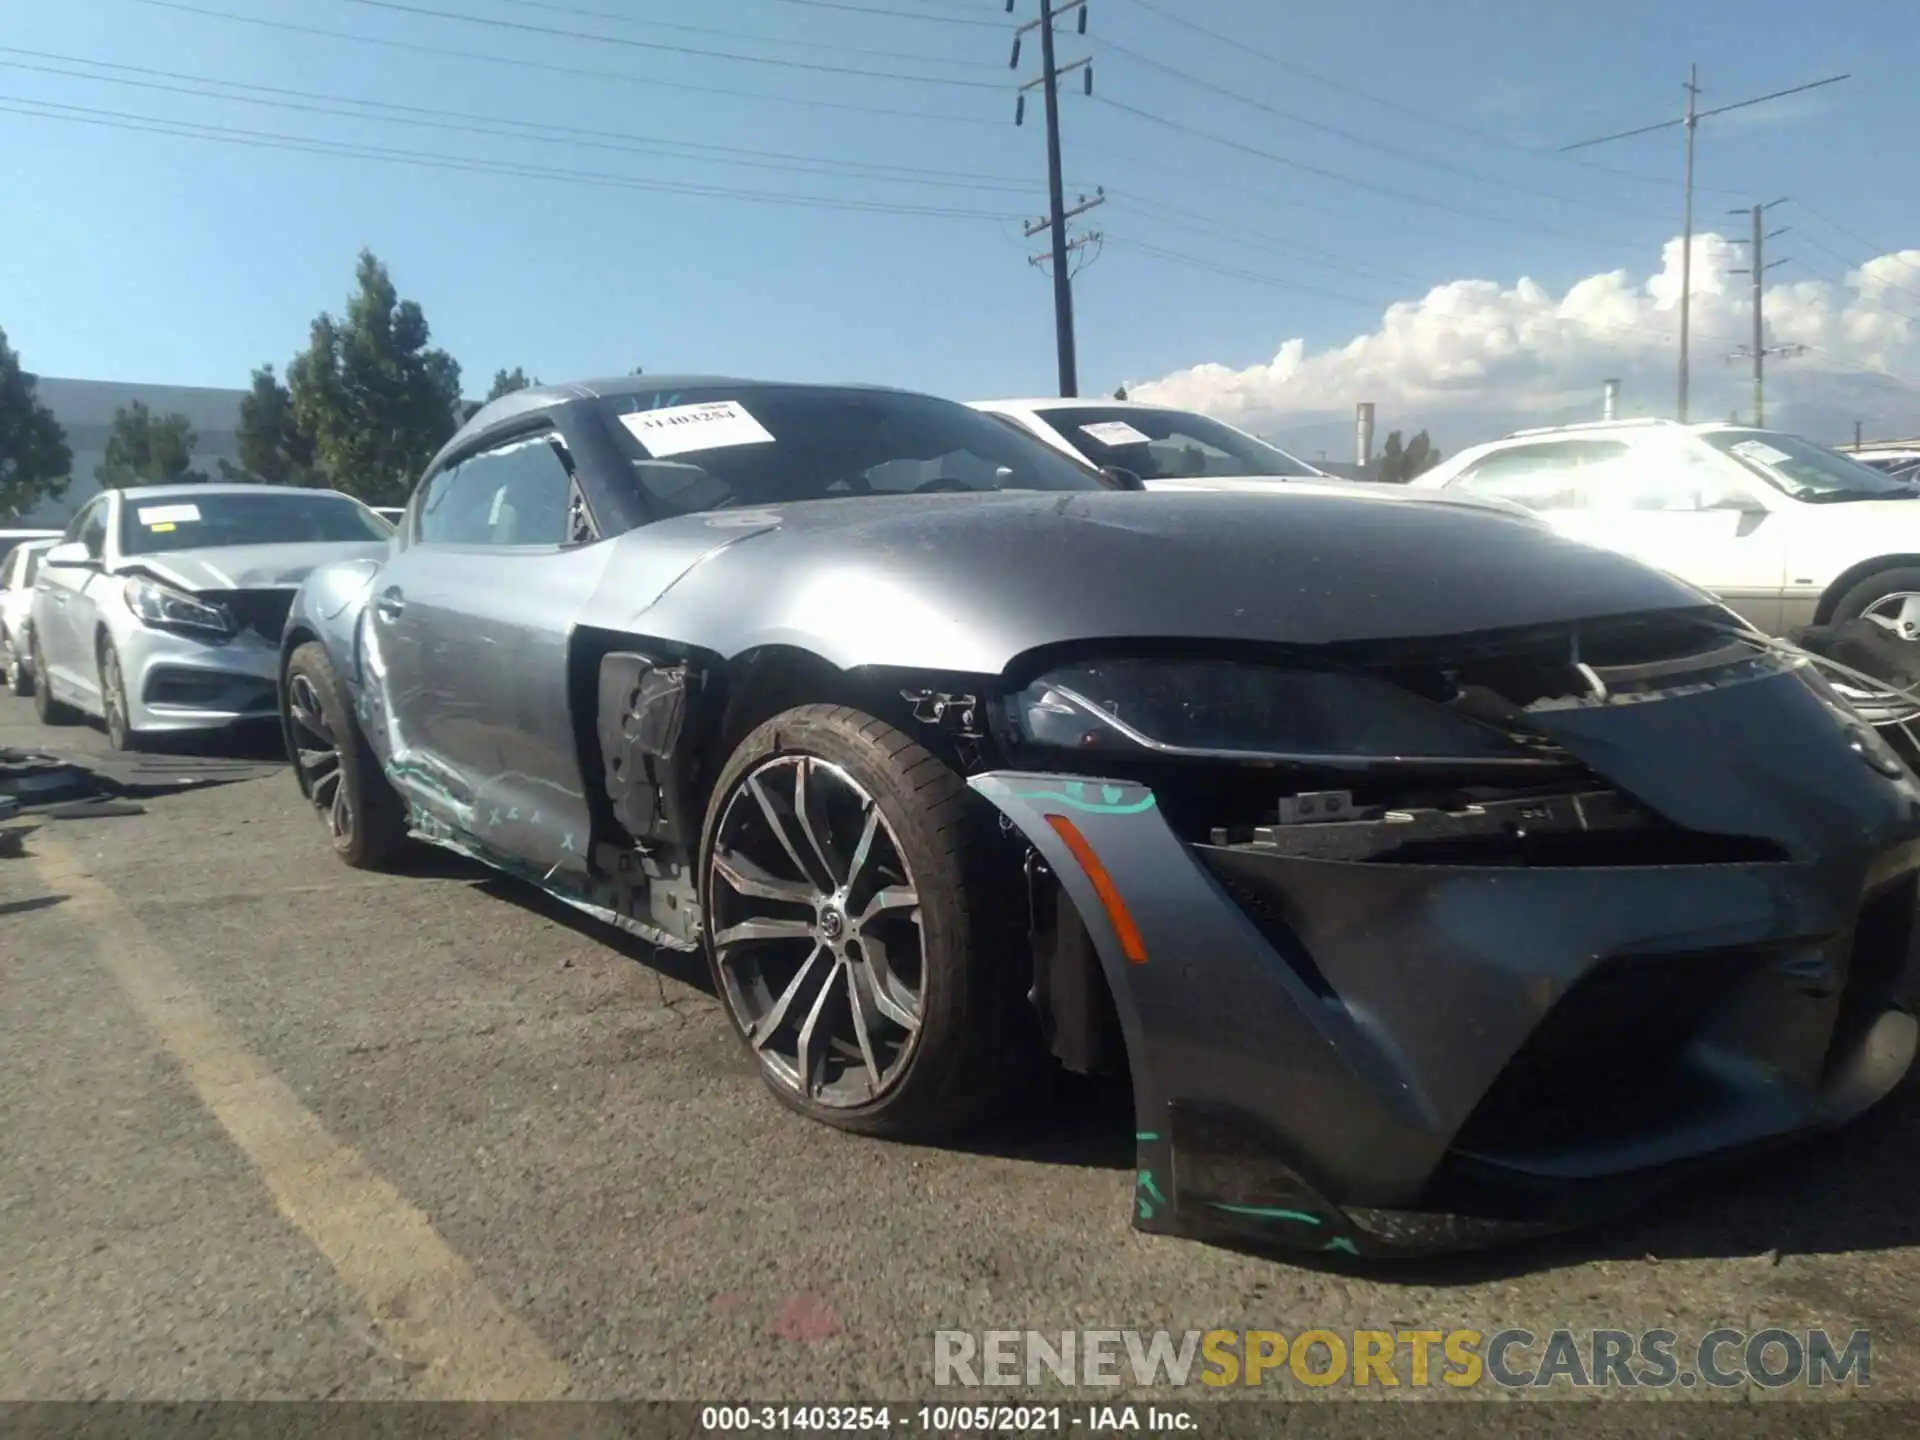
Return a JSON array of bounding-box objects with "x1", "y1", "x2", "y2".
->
[
  {"x1": 967, "y1": 665, "x2": 1920, "y2": 1257},
  {"x1": 120, "y1": 621, "x2": 281, "y2": 733}
]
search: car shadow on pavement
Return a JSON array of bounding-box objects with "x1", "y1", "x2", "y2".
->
[
  {"x1": 472, "y1": 869, "x2": 715, "y2": 997},
  {"x1": 1222, "y1": 1072, "x2": 1920, "y2": 1284}
]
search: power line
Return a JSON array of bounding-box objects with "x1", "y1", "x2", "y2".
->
[
  {"x1": 0, "y1": 94, "x2": 1027, "y2": 219},
  {"x1": 124, "y1": 0, "x2": 1005, "y2": 125},
  {"x1": 327, "y1": 0, "x2": 1007, "y2": 88},
  {"x1": 1090, "y1": 34, "x2": 1666, "y2": 222},
  {"x1": 486, "y1": 0, "x2": 1006, "y2": 66},
  {"x1": 1794, "y1": 200, "x2": 1920, "y2": 279},
  {"x1": 1108, "y1": 0, "x2": 1740, "y2": 197},
  {"x1": 1560, "y1": 66, "x2": 1851, "y2": 422},
  {"x1": 1091, "y1": 95, "x2": 1630, "y2": 245},
  {"x1": 0, "y1": 49, "x2": 1044, "y2": 193}
]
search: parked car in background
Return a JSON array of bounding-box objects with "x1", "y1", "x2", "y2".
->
[
  {"x1": 0, "y1": 528, "x2": 62, "y2": 569},
  {"x1": 1413, "y1": 418, "x2": 1920, "y2": 638},
  {"x1": 280, "y1": 373, "x2": 1918, "y2": 1258},
  {"x1": 0, "y1": 537, "x2": 57, "y2": 696},
  {"x1": 1848, "y1": 446, "x2": 1920, "y2": 474},
  {"x1": 28, "y1": 484, "x2": 392, "y2": 749},
  {"x1": 970, "y1": 397, "x2": 1332, "y2": 490}
]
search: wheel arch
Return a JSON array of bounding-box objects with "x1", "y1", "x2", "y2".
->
[{"x1": 1814, "y1": 554, "x2": 1920, "y2": 624}]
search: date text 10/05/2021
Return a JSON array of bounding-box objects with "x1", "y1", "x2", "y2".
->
[{"x1": 700, "y1": 1406, "x2": 1197, "y2": 1432}]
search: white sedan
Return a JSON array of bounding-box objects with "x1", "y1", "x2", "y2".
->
[
  {"x1": 29, "y1": 483, "x2": 391, "y2": 749},
  {"x1": 0, "y1": 536, "x2": 57, "y2": 696},
  {"x1": 1412, "y1": 419, "x2": 1920, "y2": 638},
  {"x1": 969, "y1": 397, "x2": 1333, "y2": 491}
]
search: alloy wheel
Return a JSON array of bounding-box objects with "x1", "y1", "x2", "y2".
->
[
  {"x1": 287, "y1": 672, "x2": 353, "y2": 842},
  {"x1": 707, "y1": 754, "x2": 925, "y2": 1108},
  {"x1": 101, "y1": 646, "x2": 131, "y2": 747},
  {"x1": 1862, "y1": 592, "x2": 1920, "y2": 642}
]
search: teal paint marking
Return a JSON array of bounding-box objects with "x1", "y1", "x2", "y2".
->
[
  {"x1": 1135, "y1": 1131, "x2": 1160, "y2": 1142},
  {"x1": 1210, "y1": 1203, "x2": 1324, "y2": 1226},
  {"x1": 1013, "y1": 778, "x2": 1157, "y2": 815},
  {"x1": 1136, "y1": 1170, "x2": 1167, "y2": 1221},
  {"x1": 1322, "y1": 1237, "x2": 1361, "y2": 1255}
]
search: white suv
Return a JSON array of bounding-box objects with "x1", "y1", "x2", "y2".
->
[{"x1": 1412, "y1": 418, "x2": 1920, "y2": 637}]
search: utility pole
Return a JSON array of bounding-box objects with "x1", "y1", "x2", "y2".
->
[
  {"x1": 1009, "y1": 0, "x2": 1099, "y2": 396},
  {"x1": 1561, "y1": 68, "x2": 1849, "y2": 424},
  {"x1": 1726, "y1": 199, "x2": 1804, "y2": 428}
]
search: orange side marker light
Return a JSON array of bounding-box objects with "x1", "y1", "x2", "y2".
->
[{"x1": 1043, "y1": 812, "x2": 1149, "y2": 964}]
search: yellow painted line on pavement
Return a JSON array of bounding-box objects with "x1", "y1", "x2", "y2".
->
[{"x1": 27, "y1": 835, "x2": 579, "y2": 1401}]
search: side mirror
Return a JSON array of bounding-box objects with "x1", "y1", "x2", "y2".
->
[
  {"x1": 1704, "y1": 492, "x2": 1767, "y2": 515},
  {"x1": 42, "y1": 541, "x2": 96, "y2": 570},
  {"x1": 1100, "y1": 465, "x2": 1146, "y2": 491}
]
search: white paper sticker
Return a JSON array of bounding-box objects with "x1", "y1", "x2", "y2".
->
[
  {"x1": 618, "y1": 400, "x2": 774, "y2": 459},
  {"x1": 137, "y1": 504, "x2": 201, "y2": 525},
  {"x1": 1731, "y1": 440, "x2": 1793, "y2": 467},
  {"x1": 1079, "y1": 420, "x2": 1154, "y2": 447}
]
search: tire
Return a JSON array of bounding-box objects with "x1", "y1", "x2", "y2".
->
[
  {"x1": 283, "y1": 640, "x2": 409, "y2": 870},
  {"x1": 1832, "y1": 566, "x2": 1920, "y2": 639},
  {"x1": 97, "y1": 638, "x2": 146, "y2": 752},
  {"x1": 3, "y1": 627, "x2": 31, "y2": 697},
  {"x1": 29, "y1": 634, "x2": 80, "y2": 725},
  {"x1": 698, "y1": 703, "x2": 1037, "y2": 1140}
]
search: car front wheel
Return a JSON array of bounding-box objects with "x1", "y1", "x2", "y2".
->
[
  {"x1": 284, "y1": 641, "x2": 408, "y2": 870},
  {"x1": 98, "y1": 639, "x2": 146, "y2": 751},
  {"x1": 30, "y1": 635, "x2": 80, "y2": 725},
  {"x1": 3, "y1": 627, "x2": 31, "y2": 697},
  {"x1": 698, "y1": 704, "x2": 1036, "y2": 1140}
]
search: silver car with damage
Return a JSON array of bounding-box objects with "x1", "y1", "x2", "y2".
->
[
  {"x1": 278, "y1": 375, "x2": 1920, "y2": 1258},
  {"x1": 30, "y1": 483, "x2": 391, "y2": 748}
]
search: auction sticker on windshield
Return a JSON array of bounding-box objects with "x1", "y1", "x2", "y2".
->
[
  {"x1": 137, "y1": 504, "x2": 201, "y2": 526},
  {"x1": 1731, "y1": 440, "x2": 1794, "y2": 467},
  {"x1": 1080, "y1": 421, "x2": 1153, "y2": 447},
  {"x1": 620, "y1": 400, "x2": 775, "y2": 459}
]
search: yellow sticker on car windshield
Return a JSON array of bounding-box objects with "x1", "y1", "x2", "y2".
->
[{"x1": 150, "y1": 522, "x2": 176, "y2": 532}]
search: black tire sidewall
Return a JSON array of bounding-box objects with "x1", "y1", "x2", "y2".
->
[
  {"x1": 98, "y1": 641, "x2": 137, "y2": 751},
  {"x1": 696, "y1": 704, "x2": 1001, "y2": 1136},
  {"x1": 1834, "y1": 566, "x2": 1920, "y2": 629},
  {"x1": 286, "y1": 641, "x2": 406, "y2": 870},
  {"x1": 30, "y1": 637, "x2": 75, "y2": 724}
]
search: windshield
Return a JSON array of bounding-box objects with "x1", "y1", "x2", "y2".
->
[
  {"x1": 119, "y1": 491, "x2": 392, "y2": 555},
  {"x1": 601, "y1": 386, "x2": 1109, "y2": 518},
  {"x1": 1027, "y1": 405, "x2": 1323, "y2": 480},
  {"x1": 1699, "y1": 430, "x2": 1920, "y2": 503}
]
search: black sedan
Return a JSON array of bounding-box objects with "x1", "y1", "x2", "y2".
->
[{"x1": 278, "y1": 374, "x2": 1920, "y2": 1257}]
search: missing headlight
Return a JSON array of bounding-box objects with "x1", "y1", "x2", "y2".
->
[{"x1": 1006, "y1": 658, "x2": 1554, "y2": 768}]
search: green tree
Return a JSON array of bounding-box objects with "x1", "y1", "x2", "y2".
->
[
  {"x1": 228, "y1": 364, "x2": 320, "y2": 486},
  {"x1": 0, "y1": 327, "x2": 72, "y2": 519},
  {"x1": 1374, "y1": 429, "x2": 1443, "y2": 484},
  {"x1": 287, "y1": 250, "x2": 463, "y2": 505},
  {"x1": 1112, "y1": 384, "x2": 1128, "y2": 400},
  {"x1": 486, "y1": 367, "x2": 537, "y2": 402},
  {"x1": 96, "y1": 400, "x2": 206, "y2": 488}
]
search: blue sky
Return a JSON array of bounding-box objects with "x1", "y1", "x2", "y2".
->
[{"x1": 0, "y1": 0, "x2": 1911, "y2": 417}]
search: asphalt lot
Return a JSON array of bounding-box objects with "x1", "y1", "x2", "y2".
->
[{"x1": 6, "y1": 691, "x2": 1920, "y2": 1406}]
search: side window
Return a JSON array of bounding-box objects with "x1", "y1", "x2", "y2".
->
[
  {"x1": 78, "y1": 502, "x2": 109, "y2": 558},
  {"x1": 1451, "y1": 443, "x2": 1635, "y2": 514},
  {"x1": 1577, "y1": 445, "x2": 1744, "y2": 512},
  {"x1": 416, "y1": 434, "x2": 584, "y2": 547}
]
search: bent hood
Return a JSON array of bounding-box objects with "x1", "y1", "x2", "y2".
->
[
  {"x1": 611, "y1": 489, "x2": 1712, "y2": 675},
  {"x1": 117, "y1": 540, "x2": 392, "y2": 593}
]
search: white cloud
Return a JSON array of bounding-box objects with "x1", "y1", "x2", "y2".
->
[{"x1": 1129, "y1": 234, "x2": 1920, "y2": 452}]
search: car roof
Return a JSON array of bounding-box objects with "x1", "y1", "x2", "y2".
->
[
  {"x1": 974, "y1": 397, "x2": 1182, "y2": 413},
  {"x1": 111, "y1": 482, "x2": 356, "y2": 501}
]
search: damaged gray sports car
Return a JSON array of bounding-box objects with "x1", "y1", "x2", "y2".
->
[{"x1": 279, "y1": 375, "x2": 1920, "y2": 1257}]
